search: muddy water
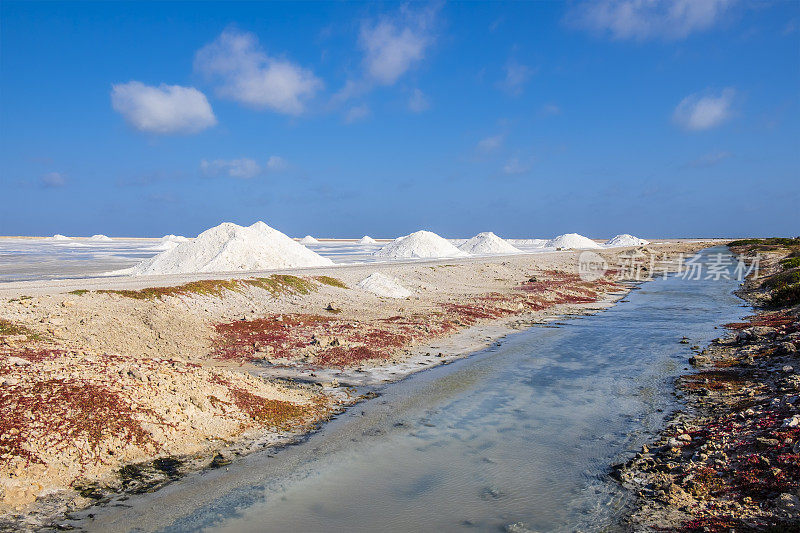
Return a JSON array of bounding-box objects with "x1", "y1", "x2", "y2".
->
[{"x1": 82, "y1": 247, "x2": 748, "y2": 532}]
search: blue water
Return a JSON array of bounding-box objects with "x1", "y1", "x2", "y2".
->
[{"x1": 82, "y1": 247, "x2": 748, "y2": 533}]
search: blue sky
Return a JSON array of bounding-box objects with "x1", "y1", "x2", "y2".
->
[{"x1": 1, "y1": 1, "x2": 798, "y2": 238}]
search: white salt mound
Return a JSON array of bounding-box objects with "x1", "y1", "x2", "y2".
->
[
  {"x1": 127, "y1": 221, "x2": 333, "y2": 275},
  {"x1": 374, "y1": 230, "x2": 468, "y2": 259},
  {"x1": 89, "y1": 234, "x2": 113, "y2": 242},
  {"x1": 459, "y1": 232, "x2": 522, "y2": 254},
  {"x1": 546, "y1": 233, "x2": 602, "y2": 250},
  {"x1": 51, "y1": 234, "x2": 71, "y2": 241},
  {"x1": 299, "y1": 236, "x2": 319, "y2": 244},
  {"x1": 357, "y1": 272, "x2": 412, "y2": 298},
  {"x1": 605, "y1": 234, "x2": 650, "y2": 247},
  {"x1": 510, "y1": 238, "x2": 548, "y2": 248},
  {"x1": 358, "y1": 236, "x2": 378, "y2": 245},
  {"x1": 151, "y1": 234, "x2": 190, "y2": 251}
]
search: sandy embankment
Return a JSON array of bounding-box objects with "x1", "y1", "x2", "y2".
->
[{"x1": 0, "y1": 242, "x2": 708, "y2": 526}]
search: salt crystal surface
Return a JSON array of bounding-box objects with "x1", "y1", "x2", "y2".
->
[
  {"x1": 374, "y1": 230, "x2": 468, "y2": 259},
  {"x1": 89, "y1": 235, "x2": 113, "y2": 242},
  {"x1": 358, "y1": 236, "x2": 378, "y2": 245},
  {"x1": 546, "y1": 233, "x2": 602, "y2": 249},
  {"x1": 605, "y1": 234, "x2": 650, "y2": 247},
  {"x1": 51, "y1": 234, "x2": 72, "y2": 241},
  {"x1": 458, "y1": 232, "x2": 522, "y2": 254},
  {"x1": 299, "y1": 236, "x2": 319, "y2": 244},
  {"x1": 125, "y1": 221, "x2": 333, "y2": 275},
  {"x1": 509, "y1": 239, "x2": 548, "y2": 248},
  {"x1": 357, "y1": 272, "x2": 412, "y2": 298}
]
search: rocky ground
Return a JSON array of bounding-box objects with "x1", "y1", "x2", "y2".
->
[
  {"x1": 616, "y1": 238, "x2": 800, "y2": 532},
  {"x1": 0, "y1": 242, "x2": 707, "y2": 529}
]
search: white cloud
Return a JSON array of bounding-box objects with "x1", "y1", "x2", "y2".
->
[
  {"x1": 360, "y1": 6, "x2": 436, "y2": 85},
  {"x1": 568, "y1": 0, "x2": 734, "y2": 41},
  {"x1": 498, "y1": 62, "x2": 534, "y2": 95},
  {"x1": 477, "y1": 135, "x2": 504, "y2": 154},
  {"x1": 41, "y1": 172, "x2": 66, "y2": 188},
  {"x1": 408, "y1": 88, "x2": 430, "y2": 113},
  {"x1": 194, "y1": 29, "x2": 322, "y2": 115},
  {"x1": 503, "y1": 157, "x2": 533, "y2": 175},
  {"x1": 266, "y1": 155, "x2": 288, "y2": 170},
  {"x1": 344, "y1": 104, "x2": 371, "y2": 124},
  {"x1": 111, "y1": 81, "x2": 216, "y2": 134},
  {"x1": 200, "y1": 158, "x2": 262, "y2": 179},
  {"x1": 200, "y1": 156, "x2": 288, "y2": 178},
  {"x1": 673, "y1": 88, "x2": 735, "y2": 131}
]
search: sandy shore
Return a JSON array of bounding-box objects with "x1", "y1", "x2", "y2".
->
[{"x1": 0, "y1": 242, "x2": 710, "y2": 528}]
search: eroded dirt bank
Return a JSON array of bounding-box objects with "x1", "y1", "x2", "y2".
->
[
  {"x1": 0, "y1": 243, "x2": 707, "y2": 529},
  {"x1": 616, "y1": 238, "x2": 800, "y2": 531}
]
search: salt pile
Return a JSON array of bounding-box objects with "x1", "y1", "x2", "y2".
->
[
  {"x1": 510, "y1": 238, "x2": 548, "y2": 248},
  {"x1": 357, "y1": 272, "x2": 412, "y2": 298},
  {"x1": 546, "y1": 233, "x2": 602, "y2": 249},
  {"x1": 126, "y1": 221, "x2": 333, "y2": 275},
  {"x1": 152, "y1": 234, "x2": 189, "y2": 250},
  {"x1": 605, "y1": 234, "x2": 650, "y2": 247},
  {"x1": 299, "y1": 236, "x2": 319, "y2": 244},
  {"x1": 358, "y1": 236, "x2": 378, "y2": 245},
  {"x1": 459, "y1": 232, "x2": 522, "y2": 254},
  {"x1": 374, "y1": 230, "x2": 468, "y2": 259},
  {"x1": 89, "y1": 234, "x2": 113, "y2": 242},
  {"x1": 51, "y1": 234, "x2": 72, "y2": 241}
]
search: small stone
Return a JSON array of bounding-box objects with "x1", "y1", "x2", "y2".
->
[{"x1": 783, "y1": 415, "x2": 800, "y2": 428}]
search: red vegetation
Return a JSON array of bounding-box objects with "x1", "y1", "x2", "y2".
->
[{"x1": 0, "y1": 379, "x2": 157, "y2": 468}]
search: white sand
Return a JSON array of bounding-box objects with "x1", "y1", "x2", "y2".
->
[
  {"x1": 357, "y1": 272, "x2": 413, "y2": 298},
  {"x1": 358, "y1": 236, "x2": 378, "y2": 245},
  {"x1": 459, "y1": 232, "x2": 522, "y2": 254},
  {"x1": 375, "y1": 230, "x2": 468, "y2": 259},
  {"x1": 299, "y1": 236, "x2": 319, "y2": 244},
  {"x1": 605, "y1": 234, "x2": 650, "y2": 247},
  {"x1": 546, "y1": 233, "x2": 602, "y2": 250},
  {"x1": 122, "y1": 222, "x2": 333, "y2": 276}
]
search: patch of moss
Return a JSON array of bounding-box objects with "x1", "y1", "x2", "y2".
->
[
  {"x1": 314, "y1": 276, "x2": 348, "y2": 289},
  {"x1": 780, "y1": 257, "x2": 800, "y2": 270},
  {"x1": 767, "y1": 282, "x2": 800, "y2": 308},
  {"x1": 99, "y1": 279, "x2": 241, "y2": 300},
  {"x1": 68, "y1": 289, "x2": 89, "y2": 296},
  {"x1": 0, "y1": 319, "x2": 41, "y2": 340},
  {"x1": 245, "y1": 275, "x2": 317, "y2": 296}
]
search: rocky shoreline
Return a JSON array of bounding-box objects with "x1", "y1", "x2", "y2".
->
[{"x1": 615, "y1": 238, "x2": 800, "y2": 532}]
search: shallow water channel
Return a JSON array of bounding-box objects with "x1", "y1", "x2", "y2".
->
[{"x1": 82, "y1": 247, "x2": 749, "y2": 532}]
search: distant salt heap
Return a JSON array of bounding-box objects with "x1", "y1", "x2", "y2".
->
[
  {"x1": 459, "y1": 232, "x2": 522, "y2": 254},
  {"x1": 153, "y1": 234, "x2": 190, "y2": 251},
  {"x1": 358, "y1": 236, "x2": 378, "y2": 245},
  {"x1": 89, "y1": 234, "x2": 113, "y2": 242},
  {"x1": 127, "y1": 221, "x2": 333, "y2": 275},
  {"x1": 605, "y1": 234, "x2": 650, "y2": 247},
  {"x1": 510, "y1": 238, "x2": 548, "y2": 248},
  {"x1": 357, "y1": 272, "x2": 412, "y2": 298},
  {"x1": 299, "y1": 235, "x2": 319, "y2": 244},
  {"x1": 375, "y1": 230, "x2": 468, "y2": 259},
  {"x1": 51, "y1": 234, "x2": 72, "y2": 241},
  {"x1": 546, "y1": 233, "x2": 602, "y2": 250}
]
